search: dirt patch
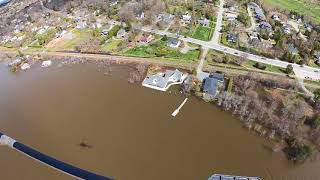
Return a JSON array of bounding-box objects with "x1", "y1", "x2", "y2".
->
[{"x1": 46, "y1": 31, "x2": 74, "y2": 48}]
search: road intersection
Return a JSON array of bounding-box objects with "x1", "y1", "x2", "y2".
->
[{"x1": 141, "y1": 0, "x2": 320, "y2": 81}]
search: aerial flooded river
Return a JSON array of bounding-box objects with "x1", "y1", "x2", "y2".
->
[{"x1": 0, "y1": 61, "x2": 320, "y2": 180}]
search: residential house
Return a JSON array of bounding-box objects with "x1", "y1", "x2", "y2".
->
[
  {"x1": 283, "y1": 25, "x2": 291, "y2": 34},
  {"x1": 101, "y1": 25, "x2": 113, "y2": 36},
  {"x1": 271, "y1": 14, "x2": 280, "y2": 21},
  {"x1": 139, "y1": 34, "x2": 154, "y2": 44},
  {"x1": 110, "y1": 0, "x2": 118, "y2": 6},
  {"x1": 202, "y1": 73, "x2": 224, "y2": 98},
  {"x1": 137, "y1": 12, "x2": 145, "y2": 19},
  {"x1": 249, "y1": 32, "x2": 259, "y2": 40},
  {"x1": 116, "y1": 29, "x2": 127, "y2": 39},
  {"x1": 288, "y1": 43, "x2": 299, "y2": 55},
  {"x1": 157, "y1": 13, "x2": 174, "y2": 23},
  {"x1": 249, "y1": 38, "x2": 262, "y2": 47},
  {"x1": 142, "y1": 69, "x2": 187, "y2": 91},
  {"x1": 8, "y1": 58, "x2": 22, "y2": 67},
  {"x1": 227, "y1": 33, "x2": 237, "y2": 43},
  {"x1": 198, "y1": 17, "x2": 210, "y2": 27},
  {"x1": 20, "y1": 63, "x2": 30, "y2": 71},
  {"x1": 168, "y1": 39, "x2": 181, "y2": 48},
  {"x1": 304, "y1": 23, "x2": 313, "y2": 32},
  {"x1": 76, "y1": 20, "x2": 87, "y2": 29},
  {"x1": 181, "y1": 12, "x2": 192, "y2": 25},
  {"x1": 229, "y1": 19, "x2": 239, "y2": 27},
  {"x1": 248, "y1": 2, "x2": 266, "y2": 22},
  {"x1": 101, "y1": 29, "x2": 109, "y2": 36},
  {"x1": 259, "y1": 22, "x2": 273, "y2": 32},
  {"x1": 224, "y1": 12, "x2": 238, "y2": 21}
]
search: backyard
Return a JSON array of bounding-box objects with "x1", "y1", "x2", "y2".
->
[
  {"x1": 124, "y1": 39, "x2": 200, "y2": 62},
  {"x1": 192, "y1": 22, "x2": 215, "y2": 41},
  {"x1": 263, "y1": 0, "x2": 320, "y2": 23}
]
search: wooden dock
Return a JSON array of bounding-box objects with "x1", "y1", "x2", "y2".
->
[{"x1": 171, "y1": 98, "x2": 188, "y2": 117}]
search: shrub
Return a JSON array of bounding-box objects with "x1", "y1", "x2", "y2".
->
[
  {"x1": 286, "y1": 64, "x2": 294, "y2": 74},
  {"x1": 254, "y1": 62, "x2": 267, "y2": 70},
  {"x1": 107, "y1": 25, "x2": 120, "y2": 39},
  {"x1": 284, "y1": 138, "x2": 312, "y2": 162}
]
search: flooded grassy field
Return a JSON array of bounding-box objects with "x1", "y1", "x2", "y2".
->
[{"x1": 0, "y1": 61, "x2": 319, "y2": 180}]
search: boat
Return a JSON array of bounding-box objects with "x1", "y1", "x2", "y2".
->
[{"x1": 208, "y1": 174, "x2": 262, "y2": 180}]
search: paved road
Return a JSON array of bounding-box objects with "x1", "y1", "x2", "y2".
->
[
  {"x1": 142, "y1": 26, "x2": 320, "y2": 80},
  {"x1": 211, "y1": 0, "x2": 224, "y2": 44},
  {"x1": 246, "y1": 6, "x2": 257, "y2": 32},
  {"x1": 197, "y1": 47, "x2": 209, "y2": 80},
  {"x1": 141, "y1": 0, "x2": 320, "y2": 81}
]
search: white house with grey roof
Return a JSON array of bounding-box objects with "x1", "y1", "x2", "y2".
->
[{"x1": 142, "y1": 69, "x2": 188, "y2": 91}]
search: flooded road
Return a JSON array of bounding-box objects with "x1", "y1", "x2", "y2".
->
[{"x1": 0, "y1": 61, "x2": 320, "y2": 180}]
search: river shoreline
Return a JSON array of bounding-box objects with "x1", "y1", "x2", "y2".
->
[{"x1": 1, "y1": 50, "x2": 319, "y2": 163}]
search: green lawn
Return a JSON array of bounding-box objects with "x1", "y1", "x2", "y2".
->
[
  {"x1": 101, "y1": 39, "x2": 122, "y2": 53},
  {"x1": 243, "y1": 60, "x2": 287, "y2": 74},
  {"x1": 220, "y1": 32, "x2": 236, "y2": 48},
  {"x1": 304, "y1": 80, "x2": 320, "y2": 87},
  {"x1": 263, "y1": 0, "x2": 320, "y2": 23},
  {"x1": 50, "y1": 28, "x2": 94, "y2": 51},
  {"x1": 192, "y1": 25, "x2": 214, "y2": 41},
  {"x1": 124, "y1": 40, "x2": 200, "y2": 62}
]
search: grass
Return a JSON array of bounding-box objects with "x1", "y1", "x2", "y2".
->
[
  {"x1": 304, "y1": 79, "x2": 320, "y2": 87},
  {"x1": 227, "y1": 77, "x2": 233, "y2": 94},
  {"x1": 124, "y1": 39, "x2": 200, "y2": 62},
  {"x1": 220, "y1": 32, "x2": 237, "y2": 48},
  {"x1": 101, "y1": 39, "x2": 122, "y2": 53},
  {"x1": 50, "y1": 28, "x2": 93, "y2": 51},
  {"x1": 192, "y1": 22, "x2": 215, "y2": 41},
  {"x1": 263, "y1": 0, "x2": 320, "y2": 23},
  {"x1": 243, "y1": 60, "x2": 287, "y2": 74}
]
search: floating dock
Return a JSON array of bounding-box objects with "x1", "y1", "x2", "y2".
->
[
  {"x1": 172, "y1": 98, "x2": 188, "y2": 117},
  {"x1": 208, "y1": 174, "x2": 261, "y2": 180}
]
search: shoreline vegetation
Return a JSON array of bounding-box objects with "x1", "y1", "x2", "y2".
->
[{"x1": 1, "y1": 49, "x2": 320, "y2": 163}]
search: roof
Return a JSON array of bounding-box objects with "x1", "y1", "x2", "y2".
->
[
  {"x1": 142, "y1": 69, "x2": 183, "y2": 88},
  {"x1": 288, "y1": 44, "x2": 298, "y2": 55},
  {"x1": 249, "y1": 3, "x2": 265, "y2": 20},
  {"x1": 168, "y1": 38, "x2": 180, "y2": 46},
  {"x1": 203, "y1": 73, "x2": 224, "y2": 96},
  {"x1": 259, "y1": 22, "x2": 272, "y2": 31},
  {"x1": 117, "y1": 29, "x2": 126, "y2": 36},
  {"x1": 227, "y1": 33, "x2": 237, "y2": 42},
  {"x1": 198, "y1": 18, "x2": 210, "y2": 25},
  {"x1": 203, "y1": 77, "x2": 218, "y2": 96},
  {"x1": 209, "y1": 73, "x2": 224, "y2": 82}
]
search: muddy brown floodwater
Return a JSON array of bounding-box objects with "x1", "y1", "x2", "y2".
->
[{"x1": 0, "y1": 61, "x2": 320, "y2": 180}]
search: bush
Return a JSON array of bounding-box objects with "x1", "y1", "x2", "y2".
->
[
  {"x1": 107, "y1": 25, "x2": 120, "y2": 39},
  {"x1": 284, "y1": 138, "x2": 312, "y2": 162},
  {"x1": 305, "y1": 115, "x2": 320, "y2": 129},
  {"x1": 314, "y1": 89, "x2": 320, "y2": 100},
  {"x1": 162, "y1": 35, "x2": 168, "y2": 41},
  {"x1": 254, "y1": 62, "x2": 267, "y2": 70}
]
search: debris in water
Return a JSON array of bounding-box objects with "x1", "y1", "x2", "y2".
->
[{"x1": 78, "y1": 139, "x2": 93, "y2": 149}]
